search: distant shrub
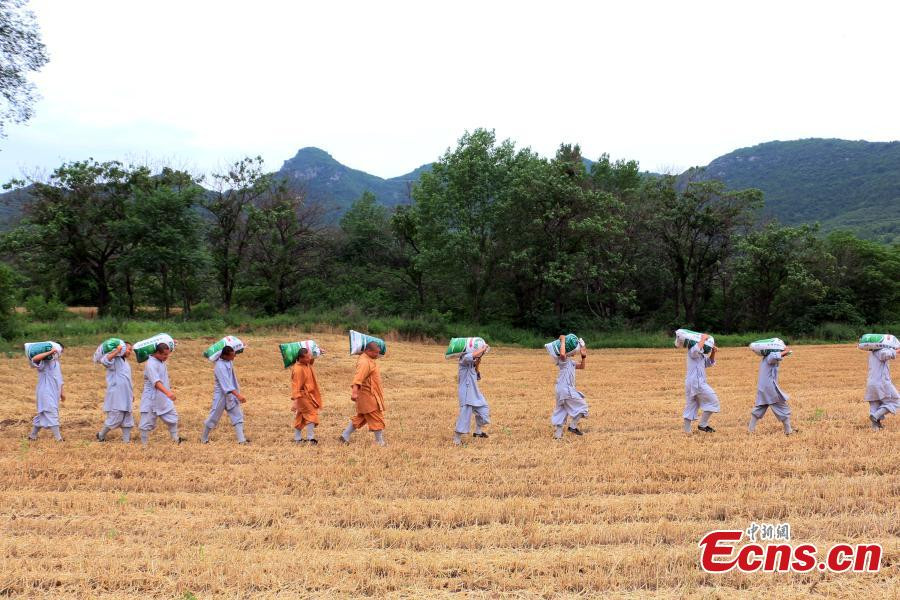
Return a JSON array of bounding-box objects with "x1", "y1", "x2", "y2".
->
[
  {"x1": 810, "y1": 321, "x2": 858, "y2": 342},
  {"x1": 0, "y1": 264, "x2": 18, "y2": 340},
  {"x1": 188, "y1": 301, "x2": 218, "y2": 321},
  {"x1": 395, "y1": 312, "x2": 450, "y2": 340},
  {"x1": 24, "y1": 295, "x2": 68, "y2": 322}
]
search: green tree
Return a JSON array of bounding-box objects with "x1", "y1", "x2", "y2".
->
[
  {"x1": 590, "y1": 153, "x2": 642, "y2": 195},
  {"x1": 645, "y1": 171, "x2": 762, "y2": 326},
  {"x1": 824, "y1": 231, "x2": 900, "y2": 325},
  {"x1": 245, "y1": 185, "x2": 324, "y2": 314},
  {"x1": 497, "y1": 145, "x2": 630, "y2": 328},
  {"x1": 0, "y1": 261, "x2": 18, "y2": 339},
  {"x1": 388, "y1": 205, "x2": 427, "y2": 308},
  {"x1": 732, "y1": 223, "x2": 826, "y2": 330},
  {"x1": 411, "y1": 129, "x2": 518, "y2": 321},
  {"x1": 2, "y1": 159, "x2": 151, "y2": 315},
  {"x1": 202, "y1": 156, "x2": 273, "y2": 311},
  {"x1": 122, "y1": 169, "x2": 209, "y2": 317},
  {"x1": 340, "y1": 191, "x2": 427, "y2": 311},
  {"x1": 340, "y1": 191, "x2": 392, "y2": 260},
  {"x1": 0, "y1": 0, "x2": 49, "y2": 136}
]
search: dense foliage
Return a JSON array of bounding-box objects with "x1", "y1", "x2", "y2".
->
[{"x1": 0, "y1": 130, "x2": 897, "y2": 342}]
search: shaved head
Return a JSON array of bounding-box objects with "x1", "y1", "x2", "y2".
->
[{"x1": 364, "y1": 341, "x2": 382, "y2": 359}]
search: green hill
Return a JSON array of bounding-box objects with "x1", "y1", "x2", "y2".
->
[
  {"x1": 0, "y1": 185, "x2": 33, "y2": 231},
  {"x1": 276, "y1": 147, "x2": 429, "y2": 212},
  {"x1": 702, "y1": 139, "x2": 900, "y2": 242}
]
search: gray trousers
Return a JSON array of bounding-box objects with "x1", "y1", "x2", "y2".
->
[
  {"x1": 33, "y1": 409, "x2": 60, "y2": 428},
  {"x1": 751, "y1": 401, "x2": 791, "y2": 421},
  {"x1": 204, "y1": 400, "x2": 244, "y2": 430},
  {"x1": 139, "y1": 409, "x2": 178, "y2": 431},
  {"x1": 455, "y1": 403, "x2": 490, "y2": 434},
  {"x1": 104, "y1": 410, "x2": 135, "y2": 429}
]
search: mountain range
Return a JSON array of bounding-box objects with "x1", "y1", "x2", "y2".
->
[{"x1": 701, "y1": 139, "x2": 900, "y2": 242}]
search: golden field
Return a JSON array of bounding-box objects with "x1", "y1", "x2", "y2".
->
[{"x1": 0, "y1": 333, "x2": 897, "y2": 599}]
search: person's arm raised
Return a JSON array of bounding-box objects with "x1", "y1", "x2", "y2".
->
[
  {"x1": 557, "y1": 335, "x2": 568, "y2": 361},
  {"x1": 576, "y1": 345, "x2": 587, "y2": 370},
  {"x1": 31, "y1": 349, "x2": 56, "y2": 364}
]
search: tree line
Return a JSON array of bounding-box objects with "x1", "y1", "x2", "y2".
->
[{"x1": 1, "y1": 129, "x2": 897, "y2": 339}]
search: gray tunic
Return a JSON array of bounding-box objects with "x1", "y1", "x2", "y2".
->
[
  {"x1": 685, "y1": 344, "x2": 716, "y2": 400},
  {"x1": 458, "y1": 353, "x2": 487, "y2": 407},
  {"x1": 213, "y1": 359, "x2": 240, "y2": 409},
  {"x1": 755, "y1": 352, "x2": 789, "y2": 406},
  {"x1": 551, "y1": 356, "x2": 589, "y2": 426},
  {"x1": 555, "y1": 357, "x2": 585, "y2": 402},
  {"x1": 865, "y1": 349, "x2": 899, "y2": 402},
  {"x1": 141, "y1": 356, "x2": 175, "y2": 415},
  {"x1": 32, "y1": 359, "x2": 63, "y2": 414},
  {"x1": 100, "y1": 355, "x2": 133, "y2": 412},
  {"x1": 204, "y1": 359, "x2": 244, "y2": 428}
]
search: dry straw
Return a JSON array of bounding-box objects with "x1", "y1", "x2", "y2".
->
[{"x1": 0, "y1": 334, "x2": 897, "y2": 597}]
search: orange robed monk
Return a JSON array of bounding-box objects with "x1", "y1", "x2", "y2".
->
[
  {"x1": 291, "y1": 347, "x2": 322, "y2": 445},
  {"x1": 340, "y1": 341, "x2": 386, "y2": 446}
]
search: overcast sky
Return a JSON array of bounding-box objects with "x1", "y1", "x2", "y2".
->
[{"x1": 1, "y1": 0, "x2": 899, "y2": 182}]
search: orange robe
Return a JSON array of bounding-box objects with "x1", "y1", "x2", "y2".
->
[
  {"x1": 350, "y1": 353, "x2": 385, "y2": 431},
  {"x1": 291, "y1": 362, "x2": 322, "y2": 429}
]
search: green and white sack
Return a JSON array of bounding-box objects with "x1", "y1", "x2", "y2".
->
[
  {"x1": 93, "y1": 337, "x2": 126, "y2": 363},
  {"x1": 858, "y1": 333, "x2": 899, "y2": 351},
  {"x1": 24, "y1": 341, "x2": 62, "y2": 365},
  {"x1": 749, "y1": 338, "x2": 786, "y2": 357},
  {"x1": 134, "y1": 333, "x2": 175, "y2": 364},
  {"x1": 674, "y1": 329, "x2": 715, "y2": 353},
  {"x1": 279, "y1": 340, "x2": 324, "y2": 368},
  {"x1": 203, "y1": 335, "x2": 245, "y2": 362},
  {"x1": 348, "y1": 330, "x2": 386, "y2": 356},
  {"x1": 445, "y1": 337, "x2": 488, "y2": 359},
  {"x1": 545, "y1": 334, "x2": 584, "y2": 359}
]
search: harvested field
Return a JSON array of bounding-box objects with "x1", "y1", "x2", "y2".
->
[{"x1": 0, "y1": 333, "x2": 897, "y2": 598}]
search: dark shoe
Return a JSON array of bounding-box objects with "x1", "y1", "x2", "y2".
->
[
  {"x1": 295, "y1": 438, "x2": 307, "y2": 445},
  {"x1": 176, "y1": 437, "x2": 186, "y2": 444},
  {"x1": 200, "y1": 438, "x2": 209, "y2": 444},
  {"x1": 785, "y1": 429, "x2": 799, "y2": 436},
  {"x1": 338, "y1": 436, "x2": 349, "y2": 445},
  {"x1": 308, "y1": 438, "x2": 318, "y2": 445},
  {"x1": 472, "y1": 432, "x2": 489, "y2": 438},
  {"x1": 870, "y1": 415, "x2": 884, "y2": 429},
  {"x1": 239, "y1": 439, "x2": 250, "y2": 445},
  {"x1": 96, "y1": 432, "x2": 106, "y2": 442},
  {"x1": 698, "y1": 425, "x2": 716, "y2": 433},
  {"x1": 567, "y1": 427, "x2": 584, "y2": 436}
]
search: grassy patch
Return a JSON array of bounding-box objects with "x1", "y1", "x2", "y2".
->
[{"x1": 2, "y1": 310, "x2": 896, "y2": 353}]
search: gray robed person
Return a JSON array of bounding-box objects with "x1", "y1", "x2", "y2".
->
[
  {"x1": 552, "y1": 334, "x2": 588, "y2": 439},
  {"x1": 749, "y1": 350, "x2": 796, "y2": 435},
  {"x1": 453, "y1": 344, "x2": 491, "y2": 445},
  {"x1": 201, "y1": 345, "x2": 248, "y2": 444},
  {"x1": 683, "y1": 334, "x2": 719, "y2": 434},
  {"x1": 138, "y1": 343, "x2": 184, "y2": 445},
  {"x1": 97, "y1": 342, "x2": 135, "y2": 442},
  {"x1": 28, "y1": 347, "x2": 65, "y2": 441},
  {"x1": 866, "y1": 348, "x2": 898, "y2": 430}
]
